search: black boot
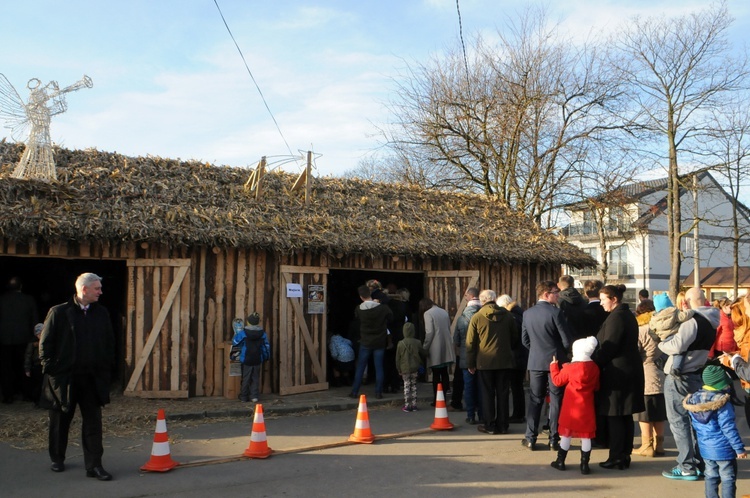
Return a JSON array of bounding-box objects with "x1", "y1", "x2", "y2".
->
[
  {"x1": 550, "y1": 449, "x2": 567, "y2": 471},
  {"x1": 580, "y1": 450, "x2": 591, "y2": 475}
]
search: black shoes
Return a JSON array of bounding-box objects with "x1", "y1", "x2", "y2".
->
[
  {"x1": 520, "y1": 438, "x2": 536, "y2": 450},
  {"x1": 348, "y1": 392, "x2": 358, "y2": 399},
  {"x1": 477, "y1": 424, "x2": 492, "y2": 434},
  {"x1": 50, "y1": 462, "x2": 65, "y2": 472},
  {"x1": 549, "y1": 439, "x2": 561, "y2": 451},
  {"x1": 598, "y1": 457, "x2": 629, "y2": 470},
  {"x1": 86, "y1": 466, "x2": 113, "y2": 481},
  {"x1": 375, "y1": 392, "x2": 383, "y2": 399}
]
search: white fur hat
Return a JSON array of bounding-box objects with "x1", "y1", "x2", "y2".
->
[{"x1": 571, "y1": 336, "x2": 598, "y2": 362}]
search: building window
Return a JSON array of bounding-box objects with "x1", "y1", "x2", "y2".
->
[
  {"x1": 607, "y1": 245, "x2": 632, "y2": 277},
  {"x1": 569, "y1": 247, "x2": 599, "y2": 277}
]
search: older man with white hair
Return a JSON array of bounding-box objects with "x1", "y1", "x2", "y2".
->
[
  {"x1": 466, "y1": 289, "x2": 520, "y2": 435},
  {"x1": 40, "y1": 273, "x2": 115, "y2": 481},
  {"x1": 657, "y1": 287, "x2": 719, "y2": 481}
]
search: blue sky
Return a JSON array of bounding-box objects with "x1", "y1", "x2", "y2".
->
[{"x1": 1, "y1": 0, "x2": 748, "y2": 177}]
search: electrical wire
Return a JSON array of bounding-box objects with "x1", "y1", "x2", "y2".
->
[
  {"x1": 212, "y1": 0, "x2": 298, "y2": 164},
  {"x1": 455, "y1": 0, "x2": 472, "y2": 92}
]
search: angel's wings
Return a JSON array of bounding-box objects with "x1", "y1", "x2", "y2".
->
[{"x1": 0, "y1": 74, "x2": 29, "y2": 141}]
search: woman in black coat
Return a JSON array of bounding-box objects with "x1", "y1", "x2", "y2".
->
[{"x1": 593, "y1": 284, "x2": 645, "y2": 470}]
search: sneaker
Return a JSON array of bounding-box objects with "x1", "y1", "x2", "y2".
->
[
  {"x1": 465, "y1": 417, "x2": 477, "y2": 425},
  {"x1": 402, "y1": 405, "x2": 411, "y2": 413},
  {"x1": 410, "y1": 405, "x2": 419, "y2": 412},
  {"x1": 662, "y1": 467, "x2": 699, "y2": 481},
  {"x1": 251, "y1": 398, "x2": 259, "y2": 402}
]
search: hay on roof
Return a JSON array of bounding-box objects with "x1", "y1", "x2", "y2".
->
[{"x1": 0, "y1": 142, "x2": 595, "y2": 266}]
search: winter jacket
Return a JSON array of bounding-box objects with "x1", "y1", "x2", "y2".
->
[
  {"x1": 39, "y1": 297, "x2": 115, "y2": 412},
  {"x1": 396, "y1": 322, "x2": 425, "y2": 375},
  {"x1": 551, "y1": 360, "x2": 600, "y2": 438},
  {"x1": 649, "y1": 307, "x2": 695, "y2": 342},
  {"x1": 636, "y1": 311, "x2": 664, "y2": 396},
  {"x1": 454, "y1": 300, "x2": 481, "y2": 369},
  {"x1": 710, "y1": 311, "x2": 737, "y2": 359},
  {"x1": 355, "y1": 301, "x2": 393, "y2": 349},
  {"x1": 465, "y1": 302, "x2": 519, "y2": 371},
  {"x1": 232, "y1": 325, "x2": 270, "y2": 366},
  {"x1": 684, "y1": 389, "x2": 745, "y2": 461},
  {"x1": 592, "y1": 303, "x2": 645, "y2": 416},
  {"x1": 423, "y1": 305, "x2": 455, "y2": 368},
  {"x1": 329, "y1": 335, "x2": 355, "y2": 363},
  {"x1": 558, "y1": 287, "x2": 587, "y2": 340},
  {"x1": 505, "y1": 303, "x2": 528, "y2": 371},
  {"x1": 658, "y1": 306, "x2": 719, "y2": 375}
]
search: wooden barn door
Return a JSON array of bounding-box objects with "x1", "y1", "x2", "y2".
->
[
  {"x1": 279, "y1": 265, "x2": 328, "y2": 395},
  {"x1": 124, "y1": 259, "x2": 191, "y2": 398},
  {"x1": 426, "y1": 270, "x2": 480, "y2": 330}
]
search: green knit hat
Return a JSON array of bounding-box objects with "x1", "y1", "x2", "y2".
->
[{"x1": 702, "y1": 365, "x2": 731, "y2": 391}]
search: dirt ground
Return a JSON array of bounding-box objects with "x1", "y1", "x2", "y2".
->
[{"x1": 0, "y1": 393, "x2": 249, "y2": 451}]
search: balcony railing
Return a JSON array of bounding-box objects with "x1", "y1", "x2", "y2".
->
[
  {"x1": 563, "y1": 221, "x2": 631, "y2": 237},
  {"x1": 568, "y1": 262, "x2": 634, "y2": 279}
]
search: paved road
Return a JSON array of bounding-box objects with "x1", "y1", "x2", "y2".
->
[{"x1": 2, "y1": 400, "x2": 749, "y2": 497}]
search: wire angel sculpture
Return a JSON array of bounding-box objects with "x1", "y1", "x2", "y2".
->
[{"x1": 0, "y1": 74, "x2": 93, "y2": 181}]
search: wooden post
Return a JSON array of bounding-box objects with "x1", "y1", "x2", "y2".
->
[{"x1": 305, "y1": 151, "x2": 312, "y2": 206}]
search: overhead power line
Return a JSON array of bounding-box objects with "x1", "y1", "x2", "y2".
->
[
  {"x1": 212, "y1": 0, "x2": 297, "y2": 163},
  {"x1": 455, "y1": 0, "x2": 472, "y2": 92}
]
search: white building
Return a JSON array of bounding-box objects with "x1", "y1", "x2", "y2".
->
[{"x1": 562, "y1": 170, "x2": 750, "y2": 303}]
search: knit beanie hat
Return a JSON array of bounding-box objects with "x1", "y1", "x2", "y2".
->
[
  {"x1": 247, "y1": 312, "x2": 260, "y2": 325},
  {"x1": 702, "y1": 365, "x2": 731, "y2": 391},
  {"x1": 653, "y1": 293, "x2": 673, "y2": 313},
  {"x1": 571, "y1": 336, "x2": 598, "y2": 362}
]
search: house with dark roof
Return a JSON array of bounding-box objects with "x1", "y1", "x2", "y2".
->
[
  {"x1": 562, "y1": 170, "x2": 750, "y2": 302},
  {"x1": 0, "y1": 142, "x2": 594, "y2": 398}
]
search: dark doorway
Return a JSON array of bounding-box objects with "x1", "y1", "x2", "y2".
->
[
  {"x1": 0, "y1": 256, "x2": 129, "y2": 387},
  {"x1": 326, "y1": 268, "x2": 426, "y2": 387}
]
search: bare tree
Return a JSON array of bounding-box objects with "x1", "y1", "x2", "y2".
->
[
  {"x1": 698, "y1": 96, "x2": 750, "y2": 296},
  {"x1": 616, "y1": 0, "x2": 748, "y2": 299},
  {"x1": 380, "y1": 6, "x2": 626, "y2": 226},
  {"x1": 565, "y1": 144, "x2": 642, "y2": 282}
]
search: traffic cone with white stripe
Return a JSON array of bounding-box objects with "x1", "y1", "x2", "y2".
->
[
  {"x1": 430, "y1": 384, "x2": 454, "y2": 430},
  {"x1": 243, "y1": 403, "x2": 273, "y2": 458},
  {"x1": 349, "y1": 394, "x2": 375, "y2": 443},
  {"x1": 141, "y1": 409, "x2": 179, "y2": 472}
]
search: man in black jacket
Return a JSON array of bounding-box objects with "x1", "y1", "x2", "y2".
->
[
  {"x1": 557, "y1": 275, "x2": 587, "y2": 340},
  {"x1": 40, "y1": 273, "x2": 115, "y2": 481}
]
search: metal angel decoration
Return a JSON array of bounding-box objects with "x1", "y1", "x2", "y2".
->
[{"x1": 0, "y1": 74, "x2": 93, "y2": 181}]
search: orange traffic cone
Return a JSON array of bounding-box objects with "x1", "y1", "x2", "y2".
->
[
  {"x1": 141, "y1": 409, "x2": 179, "y2": 472},
  {"x1": 430, "y1": 384, "x2": 454, "y2": 430},
  {"x1": 243, "y1": 403, "x2": 273, "y2": 458},
  {"x1": 349, "y1": 394, "x2": 375, "y2": 443}
]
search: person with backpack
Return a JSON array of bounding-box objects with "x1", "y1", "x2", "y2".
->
[{"x1": 232, "y1": 312, "x2": 271, "y2": 403}]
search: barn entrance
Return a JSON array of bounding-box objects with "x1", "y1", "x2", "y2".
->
[
  {"x1": 0, "y1": 256, "x2": 128, "y2": 386},
  {"x1": 326, "y1": 269, "x2": 425, "y2": 340}
]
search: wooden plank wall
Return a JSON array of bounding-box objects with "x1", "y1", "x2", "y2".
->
[{"x1": 0, "y1": 238, "x2": 561, "y2": 397}]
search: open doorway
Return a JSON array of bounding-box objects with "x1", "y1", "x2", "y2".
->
[
  {"x1": 326, "y1": 269, "x2": 425, "y2": 339},
  {"x1": 0, "y1": 256, "x2": 129, "y2": 387}
]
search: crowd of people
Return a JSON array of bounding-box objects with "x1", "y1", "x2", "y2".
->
[{"x1": 335, "y1": 276, "x2": 749, "y2": 497}]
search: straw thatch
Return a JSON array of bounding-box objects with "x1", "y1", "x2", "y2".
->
[{"x1": 0, "y1": 142, "x2": 595, "y2": 266}]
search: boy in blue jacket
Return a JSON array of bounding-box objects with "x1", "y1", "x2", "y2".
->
[
  {"x1": 683, "y1": 365, "x2": 746, "y2": 497},
  {"x1": 232, "y1": 312, "x2": 270, "y2": 403}
]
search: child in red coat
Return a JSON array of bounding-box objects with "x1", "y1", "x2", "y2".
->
[{"x1": 550, "y1": 336, "x2": 600, "y2": 474}]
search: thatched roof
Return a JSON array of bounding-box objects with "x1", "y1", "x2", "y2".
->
[{"x1": 0, "y1": 142, "x2": 595, "y2": 266}]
